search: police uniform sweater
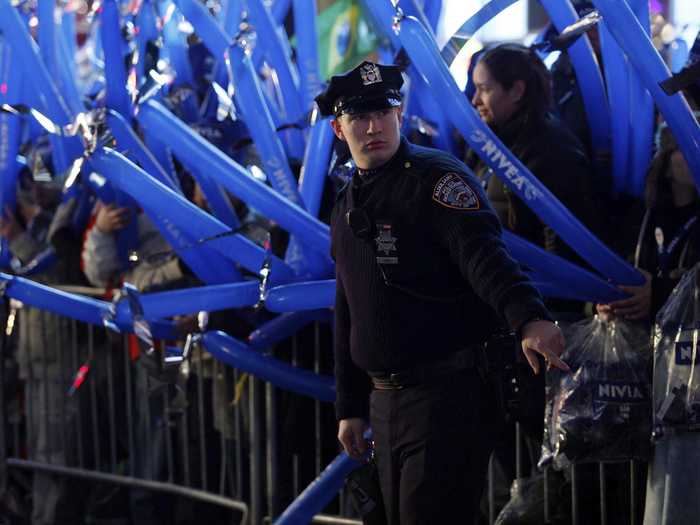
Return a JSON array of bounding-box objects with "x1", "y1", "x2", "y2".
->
[{"x1": 331, "y1": 138, "x2": 550, "y2": 420}]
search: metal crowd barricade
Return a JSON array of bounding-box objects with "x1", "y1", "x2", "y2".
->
[
  {"x1": 0, "y1": 293, "x2": 251, "y2": 524},
  {"x1": 0, "y1": 291, "x2": 647, "y2": 525}
]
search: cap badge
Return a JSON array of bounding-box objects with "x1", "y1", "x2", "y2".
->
[{"x1": 360, "y1": 63, "x2": 382, "y2": 86}]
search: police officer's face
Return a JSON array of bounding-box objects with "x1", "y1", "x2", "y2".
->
[
  {"x1": 471, "y1": 62, "x2": 524, "y2": 127},
  {"x1": 331, "y1": 107, "x2": 403, "y2": 169}
]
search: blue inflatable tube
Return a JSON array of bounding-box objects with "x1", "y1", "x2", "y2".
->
[
  {"x1": 0, "y1": 35, "x2": 21, "y2": 267},
  {"x1": 424, "y1": 0, "x2": 442, "y2": 33},
  {"x1": 190, "y1": 169, "x2": 241, "y2": 229},
  {"x1": 0, "y1": 114, "x2": 21, "y2": 267},
  {"x1": 171, "y1": 0, "x2": 304, "y2": 204},
  {"x1": 0, "y1": 272, "x2": 114, "y2": 326},
  {"x1": 137, "y1": 101, "x2": 332, "y2": 258},
  {"x1": 440, "y1": 0, "x2": 518, "y2": 65},
  {"x1": 299, "y1": 116, "x2": 334, "y2": 217},
  {"x1": 246, "y1": 0, "x2": 304, "y2": 121},
  {"x1": 38, "y1": 0, "x2": 59, "y2": 81},
  {"x1": 591, "y1": 0, "x2": 700, "y2": 191},
  {"x1": 265, "y1": 280, "x2": 335, "y2": 312},
  {"x1": 89, "y1": 175, "x2": 237, "y2": 285},
  {"x1": 502, "y1": 231, "x2": 626, "y2": 303},
  {"x1": 133, "y1": 0, "x2": 160, "y2": 85},
  {"x1": 115, "y1": 281, "x2": 260, "y2": 320},
  {"x1": 160, "y1": 3, "x2": 195, "y2": 87},
  {"x1": 56, "y1": 22, "x2": 85, "y2": 116},
  {"x1": 61, "y1": 12, "x2": 79, "y2": 75},
  {"x1": 358, "y1": 0, "x2": 456, "y2": 155},
  {"x1": 539, "y1": 0, "x2": 611, "y2": 157},
  {"x1": 221, "y1": 0, "x2": 242, "y2": 33},
  {"x1": 358, "y1": 0, "x2": 402, "y2": 50},
  {"x1": 247, "y1": 310, "x2": 331, "y2": 351},
  {"x1": 101, "y1": 0, "x2": 133, "y2": 118},
  {"x1": 106, "y1": 110, "x2": 181, "y2": 192},
  {"x1": 406, "y1": 73, "x2": 457, "y2": 154},
  {"x1": 627, "y1": 0, "x2": 654, "y2": 197},
  {"x1": 272, "y1": 0, "x2": 291, "y2": 25},
  {"x1": 0, "y1": 1, "x2": 81, "y2": 172},
  {"x1": 143, "y1": 131, "x2": 182, "y2": 192},
  {"x1": 0, "y1": 272, "x2": 178, "y2": 339},
  {"x1": 394, "y1": 14, "x2": 642, "y2": 286},
  {"x1": 202, "y1": 330, "x2": 336, "y2": 402},
  {"x1": 38, "y1": 2, "x2": 82, "y2": 117},
  {"x1": 274, "y1": 452, "x2": 364, "y2": 525},
  {"x1": 89, "y1": 147, "x2": 295, "y2": 282},
  {"x1": 0, "y1": 118, "x2": 21, "y2": 213},
  {"x1": 598, "y1": 21, "x2": 630, "y2": 195},
  {"x1": 226, "y1": 42, "x2": 306, "y2": 200},
  {"x1": 292, "y1": 0, "x2": 322, "y2": 113}
]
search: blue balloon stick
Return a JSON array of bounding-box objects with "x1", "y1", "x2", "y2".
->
[
  {"x1": 89, "y1": 147, "x2": 294, "y2": 282},
  {"x1": 540, "y1": 0, "x2": 611, "y2": 157},
  {"x1": 202, "y1": 330, "x2": 336, "y2": 402},
  {"x1": 591, "y1": 0, "x2": 700, "y2": 192}
]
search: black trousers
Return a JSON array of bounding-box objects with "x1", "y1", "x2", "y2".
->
[{"x1": 370, "y1": 368, "x2": 497, "y2": 525}]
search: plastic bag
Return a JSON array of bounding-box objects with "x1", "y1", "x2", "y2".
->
[
  {"x1": 539, "y1": 317, "x2": 652, "y2": 470},
  {"x1": 652, "y1": 264, "x2": 700, "y2": 439},
  {"x1": 494, "y1": 474, "x2": 545, "y2": 525}
]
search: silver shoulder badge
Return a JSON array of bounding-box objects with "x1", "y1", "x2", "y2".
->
[
  {"x1": 360, "y1": 63, "x2": 382, "y2": 85},
  {"x1": 432, "y1": 172, "x2": 480, "y2": 211}
]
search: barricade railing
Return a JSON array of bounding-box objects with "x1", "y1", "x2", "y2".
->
[{"x1": 0, "y1": 292, "x2": 646, "y2": 524}]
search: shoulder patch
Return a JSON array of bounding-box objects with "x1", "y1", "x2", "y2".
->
[{"x1": 432, "y1": 172, "x2": 480, "y2": 210}]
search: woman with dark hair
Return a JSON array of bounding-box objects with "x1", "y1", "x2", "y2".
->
[
  {"x1": 466, "y1": 44, "x2": 600, "y2": 522},
  {"x1": 467, "y1": 43, "x2": 598, "y2": 277}
]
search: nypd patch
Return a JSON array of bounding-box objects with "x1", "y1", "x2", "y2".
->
[{"x1": 432, "y1": 173, "x2": 480, "y2": 210}]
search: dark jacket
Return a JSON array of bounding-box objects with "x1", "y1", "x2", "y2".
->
[
  {"x1": 465, "y1": 111, "x2": 598, "y2": 264},
  {"x1": 330, "y1": 138, "x2": 550, "y2": 420}
]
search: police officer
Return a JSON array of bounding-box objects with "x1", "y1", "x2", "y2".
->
[{"x1": 317, "y1": 61, "x2": 569, "y2": 525}]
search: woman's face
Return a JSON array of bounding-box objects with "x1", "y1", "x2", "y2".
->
[{"x1": 471, "y1": 61, "x2": 524, "y2": 127}]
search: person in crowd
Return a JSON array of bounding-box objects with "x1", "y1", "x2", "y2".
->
[
  {"x1": 0, "y1": 156, "x2": 90, "y2": 525},
  {"x1": 549, "y1": 0, "x2": 637, "y2": 255},
  {"x1": 550, "y1": 1, "x2": 602, "y2": 163},
  {"x1": 467, "y1": 43, "x2": 599, "y2": 304},
  {"x1": 82, "y1": 200, "x2": 196, "y2": 525},
  {"x1": 316, "y1": 60, "x2": 568, "y2": 525},
  {"x1": 466, "y1": 42, "x2": 598, "y2": 518},
  {"x1": 596, "y1": 89, "x2": 700, "y2": 324},
  {"x1": 590, "y1": 86, "x2": 700, "y2": 525}
]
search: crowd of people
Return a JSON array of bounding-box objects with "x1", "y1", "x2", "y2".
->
[{"x1": 0, "y1": 1, "x2": 699, "y2": 524}]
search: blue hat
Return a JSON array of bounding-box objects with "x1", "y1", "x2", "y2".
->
[{"x1": 315, "y1": 61, "x2": 403, "y2": 117}]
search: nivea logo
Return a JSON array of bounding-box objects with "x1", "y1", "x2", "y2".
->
[
  {"x1": 593, "y1": 382, "x2": 646, "y2": 403},
  {"x1": 675, "y1": 341, "x2": 696, "y2": 365},
  {"x1": 469, "y1": 130, "x2": 543, "y2": 201}
]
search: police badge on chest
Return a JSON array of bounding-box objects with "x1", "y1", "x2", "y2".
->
[{"x1": 375, "y1": 223, "x2": 398, "y2": 264}]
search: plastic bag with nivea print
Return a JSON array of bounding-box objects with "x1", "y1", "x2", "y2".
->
[
  {"x1": 652, "y1": 264, "x2": 700, "y2": 440},
  {"x1": 539, "y1": 316, "x2": 652, "y2": 470}
]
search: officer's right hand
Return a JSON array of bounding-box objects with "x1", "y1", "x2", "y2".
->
[{"x1": 338, "y1": 418, "x2": 369, "y2": 460}]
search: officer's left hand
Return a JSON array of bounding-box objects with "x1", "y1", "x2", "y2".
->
[{"x1": 520, "y1": 320, "x2": 570, "y2": 374}]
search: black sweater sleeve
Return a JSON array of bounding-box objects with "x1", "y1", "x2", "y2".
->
[
  {"x1": 429, "y1": 172, "x2": 551, "y2": 333},
  {"x1": 333, "y1": 270, "x2": 371, "y2": 421}
]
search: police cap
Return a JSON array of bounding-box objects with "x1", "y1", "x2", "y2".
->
[{"x1": 315, "y1": 61, "x2": 403, "y2": 118}]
